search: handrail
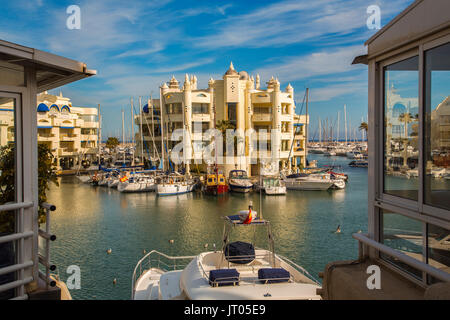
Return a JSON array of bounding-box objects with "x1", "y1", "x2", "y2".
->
[
  {"x1": 38, "y1": 202, "x2": 57, "y2": 289},
  {"x1": 353, "y1": 233, "x2": 450, "y2": 283},
  {"x1": 131, "y1": 250, "x2": 195, "y2": 299}
]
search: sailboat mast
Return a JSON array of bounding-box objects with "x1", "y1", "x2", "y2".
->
[
  {"x1": 319, "y1": 117, "x2": 321, "y2": 145},
  {"x1": 160, "y1": 86, "x2": 165, "y2": 172},
  {"x1": 131, "y1": 98, "x2": 135, "y2": 166},
  {"x1": 122, "y1": 109, "x2": 125, "y2": 164},
  {"x1": 337, "y1": 111, "x2": 340, "y2": 143},
  {"x1": 344, "y1": 104, "x2": 347, "y2": 145},
  {"x1": 305, "y1": 88, "x2": 309, "y2": 157},
  {"x1": 139, "y1": 96, "x2": 144, "y2": 165},
  {"x1": 98, "y1": 103, "x2": 101, "y2": 168}
]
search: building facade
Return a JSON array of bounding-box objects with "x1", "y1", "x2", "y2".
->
[
  {"x1": 135, "y1": 63, "x2": 308, "y2": 176},
  {"x1": 0, "y1": 91, "x2": 99, "y2": 170}
]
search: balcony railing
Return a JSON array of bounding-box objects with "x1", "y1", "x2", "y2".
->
[{"x1": 0, "y1": 202, "x2": 57, "y2": 300}]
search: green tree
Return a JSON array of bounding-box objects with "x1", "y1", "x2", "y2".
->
[
  {"x1": 216, "y1": 120, "x2": 236, "y2": 156},
  {"x1": 359, "y1": 121, "x2": 368, "y2": 133},
  {"x1": 0, "y1": 144, "x2": 58, "y2": 233},
  {"x1": 105, "y1": 137, "x2": 119, "y2": 149}
]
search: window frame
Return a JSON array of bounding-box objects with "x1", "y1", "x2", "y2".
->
[{"x1": 373, "y1": 34, "x2": 450, "y2": 286}]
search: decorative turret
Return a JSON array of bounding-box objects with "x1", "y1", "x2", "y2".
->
[
  {"x1": 286, "y1": 83, "x2": 293, "y2": 93},
  {"x1": 183, "y1": 73, "x2": 191, "y2": 91},
  {"x1": 255, "y1": 74, "x2": 260, "y2": 89},
  {"x1": 208, "y1": 77, "x2": 215, "y2": 87},
  {"x1": 224, "y1": 61, "x2": 238, "y2": 76},
  {"x1": 168, "y1": 75, "x2": 179, "y2": 89}
]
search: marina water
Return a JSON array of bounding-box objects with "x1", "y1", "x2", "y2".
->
[{"x1": 46, "y1": 154, "x2": 368, "y2": 300}]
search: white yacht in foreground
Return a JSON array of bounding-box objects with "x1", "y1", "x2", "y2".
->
[{"x1": 131, "y1": 205, "x2": 321, "y2": 300}]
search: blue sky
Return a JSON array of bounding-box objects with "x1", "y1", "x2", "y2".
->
[{"x1": 1, "y1": 0, "x2": 415, "y2": 139}]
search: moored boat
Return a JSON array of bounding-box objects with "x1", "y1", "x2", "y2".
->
[
  {"x1": 228, "y1": 170, "x2": 253, "y2": 193},
  {"x1": 131, "y1": 203, "x2": 321, "y2": 300},
  {"x1": 156, "y1": 174, "x2": 196, "y2": 196},
  {"x1": 204, "y1": 173, "x2": 229, "y2": 195}
]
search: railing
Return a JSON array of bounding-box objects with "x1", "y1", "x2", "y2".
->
[
  {"x1": 0, "y1": 202, "x2": 57, "y2": 300},
  {"x1": 0, "y1": 201, "x2": 34, "y2": 300},
  {"x1": 38, "y1": 203, "x2": 57, "y2": 289},
  {"x1": 131, "y1": 250, "x2": 195, "y2": 299},
  {"x1": 353, "y1": 233, "x2": 450, "y2": 283}
]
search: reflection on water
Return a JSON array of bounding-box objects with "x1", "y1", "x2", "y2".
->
[{"x1": 47, "y1": 154, "x2": 368, "y2": 300}]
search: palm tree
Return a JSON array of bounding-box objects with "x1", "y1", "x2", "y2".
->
[
  {"x1": 216, "y1": 120, "x2": 236, "y2": 156},
  {"x1": 359, "y1": 122, "x2": 368, "y2": 133}
]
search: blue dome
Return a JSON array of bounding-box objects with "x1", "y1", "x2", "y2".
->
[
  {"x1": 143, "y1": 104, "x2": 149, "y2": 113},
  {"x1": 61, "y1": 105, "x2": 71, "y2": 112},
  {"x1": 50, "y1": 104, "x2": 60, "y2": 111},
  {"x1": 37, "y1": 103, "x2": 49, "y2": 112},
  {"x1": 392, "y1": 103, "x2": 406, "y2": 117}
]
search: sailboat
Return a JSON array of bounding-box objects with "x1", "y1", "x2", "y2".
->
[{"x1": 156, "y1": 174, "x2": 197, "y2": 196}]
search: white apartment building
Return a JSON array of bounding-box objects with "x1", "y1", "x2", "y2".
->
[
  {"x1": 0, "y1": 91, "x2": 99, "y2": 170},
  {"x1": 135, "y1": 63, "x2": 308, "y2": 176}
]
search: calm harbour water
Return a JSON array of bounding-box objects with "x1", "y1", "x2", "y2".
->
[{"x1": 46, "y1": 154, "x2": 368, "y2": 300}]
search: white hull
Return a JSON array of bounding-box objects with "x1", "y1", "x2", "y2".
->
[
  {"x1": 229, "y1": 179, "x2": 253, "y2": 193},
  {"x1": 132, "y1": 250, "x2": 321, "y2": 300},
  {"x1": 118, "y1": 181, "x2": 156, "y2": 193},
  {"x1": 156, "y1": 183, "x2": 195, "y2": 196},
  {"x1": 284, "y1": 179, "x2": 334, "y2": 190},
  {"x1": 108, "y1": 178, "x2": 119, "y2": 188},
  {"x1": 76, "y1": 175, "x2": 91, "y2": 183},
  {"x1": 264, "y1": 186, "x2": 287, "y2": 195}
]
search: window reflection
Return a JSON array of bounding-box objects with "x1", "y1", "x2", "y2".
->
[
  {"x1": 381, "y1": 210, "x2": 423, "y2": 280},
  {"x1": 424, "y1": 43, "x2": 450, "y2": 211},
  {"x1": 384, "y1": 56, "x2": 419, "y2": 200}
]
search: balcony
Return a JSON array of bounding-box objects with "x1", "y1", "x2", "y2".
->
[
  {"x1": 38, "y1": 133, "x2": 56, "y2": 141},
  {"x1": 83, "y1": 121, "x2": 98, "y2": 128},
  {"x1": 253, "y1": 114, "x2": 272, "y2": 122},
  {"x1": 58, "y1": 148, "x2": 78, "y2": 156},
  {"x1": 60, "y1": 134, "x2": 78, "y2": 141}
]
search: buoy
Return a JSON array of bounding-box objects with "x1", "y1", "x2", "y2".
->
[
  {"x1": 169, "y1": 239, "x2": 174, "y2": 244},
  {"x1": 113, "y1": 278, "x2": 117, "y2": 285},
  {"x1": 106, "y1": 248, "x2": 112, "y2": 254}
]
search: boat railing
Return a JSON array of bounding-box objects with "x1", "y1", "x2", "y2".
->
[
  {"x1": 196, "y1": 250, "x2": 321, "y2": 287},
  {"x1": 131, "y1": 250, "x2": 195, "y2": 299}
]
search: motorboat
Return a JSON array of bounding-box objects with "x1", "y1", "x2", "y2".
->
[
  {"x1": 283, "y1": 173, "x2": 337, "y2": 191},
  {"x1": 131, "y1": 203, "x2": 321, "y2": 300},
  {"x1": 260, "y1": 177, "x2": 287, "y2": 195},
  {"x1": 204, "y1": 173, "x2": 229, "y2": 195},
  {"x1": 228, "y1": 170, "x2": 253, "y2": 193},
  {"x1": 156, "y1": 174, "x2": 196, "y2": 196},
  {"x1": 348, "y1": 160, "x2": 368, "y2": 168}
]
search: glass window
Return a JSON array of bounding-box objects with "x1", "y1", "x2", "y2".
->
[
  {"x1": 0, "y1": 96, "x2": 16, "y2": 299},
  {"x1": 426, "y1": 223, "x2": 450, "y2": 284},
  {"x1": 424, "y1": 42, "x2": 450, "y2": 211},
  {"x1": 227, "y1": 103, "x2": 236, "y2": 125},
  {"x1": 192, "y1": 103, "x2": 208, "y2": 114},
  {"x1": 381, "y1": 210, "x2": 423, "y2": 280},
  {"x1": 384, "y1": 56, "x2": 419, "y2": 200}
]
